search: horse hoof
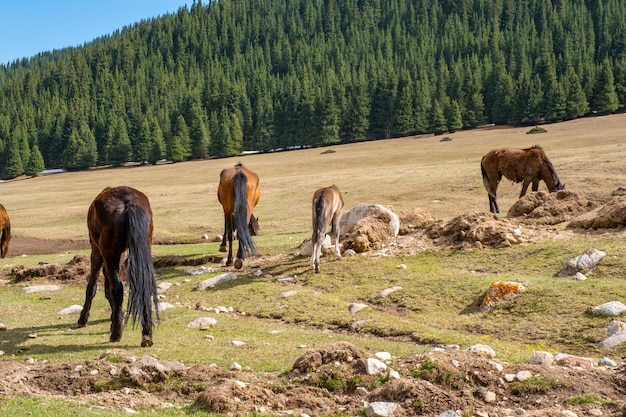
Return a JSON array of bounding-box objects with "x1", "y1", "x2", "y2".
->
[
  {"x1": 141, "y1": 337, "x2": 154, "y2": 347},
  {"x1": 314, "y1": 265, "x2": 320, "y2": 273},
  {"x1": 75, "y1": 322, "x2": 86, "y2": 328},
  {"x1": 109, "y1": 335, "x2": 122, "y2": 343},
  {"x1": 234, "y1": 259, "x2": 243, "y2": 269},
  {"x1": 219, "y1": 246, "x2": 227, "y2": 253}
]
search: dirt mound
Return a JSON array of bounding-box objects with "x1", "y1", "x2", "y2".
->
[
  {"x1": 342, "y1": 215, "x2": 397, "y2": 253},
  {"x1": 2, "y1": 343, "x2": 624, "y2": 416},
  {"x1": 569, "y1": 195, "x2": 626, "y2": 229},
  {"x1": 397, "y1": 207, "x2": 435, "y2": 235},
  {"x1": 425, "y1": 212, "x2": 526, "y2": 249},
  {"x1": 10, "y1": 255, "x2": 90, "y2": 282},
  {"x1": 508, "y1": 190, "x2": 599, "y2": 224}
]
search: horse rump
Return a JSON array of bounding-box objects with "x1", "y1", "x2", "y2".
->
[{"x1": 311, "y1": 185, "x2": 344, "y2": 273}]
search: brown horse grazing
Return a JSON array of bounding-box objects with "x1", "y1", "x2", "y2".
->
[
  {"x1": 217, "y1": 163, "x2": 260, "y2": 269},
  {"x1": 481, "y1": 145, "x2": 564, "y2": 213},
  {"x1": 311, "y1": 185, "x2": 344, "y2": 273},
  {"x1": 77, "y1": 186, "x2": 159, "y2": 347},
  {"x1": 0, "y1": 204, "x2": 11, "y2": 258}
]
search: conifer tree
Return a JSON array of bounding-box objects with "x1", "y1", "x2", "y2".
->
[
  {"x1": 4, "y1": 137, "x2": 24, "y2": 179},
  {"x1": 25, "y1": 144, "x2": 45, "y2": 176}
]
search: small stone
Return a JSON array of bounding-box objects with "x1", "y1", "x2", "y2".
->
[
  {"x1": 349, "y1": 303, "x2": 368, "y2": 314},
  {"x1": 230, "y1": 362, "x2": 242, "y2": 371},
  {"x1": 467, "y1": 344, "x2": 496, "y2": 358},
  {"x1": 232, "y1": 340, "x2": 246, "y2": 346},
  {"x1": 529, "y1": 351, "x2": 554, "y2": 366},
  {"x1": 187, "y1": 317, "x2": 217, "y2": 328},
  {"x1": 560, "y1": 411, "x2": 578, "y2": 417},
  {"x1": 355, "y1": 387, "x2": 369, "y2": 397},
  {"x1": 591, "y1": 301, "x2": 626, "y2": 316},
  {"x1": 574, "y1": 272, "x2": 587, "y2": 281},
  {"x1": 281, "y1": 290, "x2": 297, "y2": 298},
  {"x1": 375, "y1": 352, "x2": 392, "y2": 361},
  {"x1": 397, "y1": 264, "x2": 406, "y2": 269},
  {"x1": 483, "y1": 390, "x2": 496, "y2": 403},
  {"x1": 438, "y1": 411, "x2": 460, "y2": 417},
  {"x1": 0, "y1": 323, "x2": 7, "y2": 331},
  {"x1": 504, "y1": 374, "x2": 516, "y2": 382},
  {"x1": 598, "y1": 356, "x2": 617, "y2": 367},
  {"x1": 365, "y1": 358, "x2": 387, "y2": 375},
  {"x1": 514, "y1": 408, "x2": 525, "y2": 415},
  {"x1": 515, "y1": 370, "x2": 533, "y2": 381},
  {"x1": 365, "y1": 401, "x2": 401, "y2": 417}
]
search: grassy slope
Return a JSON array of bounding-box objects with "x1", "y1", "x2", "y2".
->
[{"x1": 1, "y1": 114, "x2": 626, "y2": 374}]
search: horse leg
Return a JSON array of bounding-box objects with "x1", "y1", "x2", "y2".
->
[
  {"x1": 519, "y1": 179, "x2": 531, "y2": 198},
  {"x1": 219, "y1": 213, "x2": 228, "y2": 253},
  {"x1": 234, "y1": 235, "x2": 244, "y2": 269},
  {"x1": 77, "y1": 249, "x2": 103, "y2": 327},
  {"x1": 103, "y1": 255, "x2": 125, "y2": 343},
  {"x1": 531, "y1": 180, "x2": 540, "y2": 192},
  {"x1": 226, "y1": 217, "x2": 234, "y2": 267},
  {"x1": 331, "y1": 212, "x2": 342, "y2": 258}
]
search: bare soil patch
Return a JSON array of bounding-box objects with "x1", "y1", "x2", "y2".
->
[{"x1": 0, "y1": 343, "x2": 624, "y2": 416}]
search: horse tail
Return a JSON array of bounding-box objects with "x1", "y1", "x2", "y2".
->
[
  {"x1": 125, "y1": 203, "x2": 159, "y2": 330},
  {"x1": 480, "y1": 157, "x2": 495, "y2": 198},
  {"x1": 313, "y1": 195, "x2": 327, "y2": 243},
  {"x1": 234, "y1": 171, "x2": 257, "y2": 257}
]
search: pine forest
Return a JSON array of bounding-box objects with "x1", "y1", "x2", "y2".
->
[{"x1": 0, "y1": 0, "x2": 624, "y2": 178}]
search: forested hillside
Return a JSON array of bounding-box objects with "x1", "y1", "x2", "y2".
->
[{"x1": 0, "y1": 0, "x2": 624, "y2": 178}]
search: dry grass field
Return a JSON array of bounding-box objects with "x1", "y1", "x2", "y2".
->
[
  {"x1": 1, "y1": 114, "x2": 626, "y2": 416},
  {"x1": 1, "y1": 113, "x2": 625, "y2": 246}
]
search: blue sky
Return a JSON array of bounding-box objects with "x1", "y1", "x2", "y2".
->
[{"x1": 0, "y1": 1, "x2": 188, "y2": 64}]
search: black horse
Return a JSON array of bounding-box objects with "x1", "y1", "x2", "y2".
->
[{"x1": 77, "y1": 186, "x2": 159, "y2": 347}]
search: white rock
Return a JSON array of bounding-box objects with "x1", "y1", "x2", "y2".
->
[
  {"x1": 365, "y1": 401, "x2": 401, "y2": 417},
  {"x1": 488, "y1": 360, "x2": 503, "y2": 372},
  {"x1": 388, "y1": 369, "x2": 400, "y2": 380},
  {"x1": 230, "y1": 362, "x2": 242, "y2": 371},
  {"x1": 598, "y1": 320, "x2": 626, "y2": 348},
  {"x1": 528, "y1": 351, "x2": 554, "y2": 366},
  {"x1": 232, "y1": 340, "x2": 246, "y2": 346},
  {"x1": 282, "y1": 290, "x2": 297, "y2": 298},
  {"x1": 467, "y1": 344, "x2": 496, "y2": 358},
  {"x1": 349, "y1": 303, "x2": 368, "y2": 314},
  {"x1": 574, "y1": 272, "x2": 587, "y2": 281},
  {"x1": 340, "y1": 204, "x2": 400, "y2": 237},
  {"x1": 365, "y1": 358, "x2": 387, "y2": 375},
  {"x1": 157, "y1": 302, "x2": 175, "y2": 312},
  {"x1": 184, "y1": 266, "x2": 216, "y2": 276},
  {"x1": 58, "y1": 305, "x2": 83, "y2": 316},
  {"x1": 376, "y1": 286, "x2": 403, "y2": 299},
  {"x1": 504, "y1": 374, "x2": 516, "y2": 382},
  {"x1": 157, "y1": 282, "x2": 173, "y2": 292},
  {"x1": 187, "y1": 317, "x2": 217, "y2": 328},
  {"x1": 24, "y1": 285, "x2": 61, "y2": 293},
  {"x1": 515, "y1": 370, "x2": 533, "y2": 381},
  {"x1": 591, "y1": 301, "x2": 626, "y2": 316},
  {"x1": 375, "y1": 352, "x2": 392, "y2": 361},
  {"x1": 560, "y1": 410, "x2": 578, "y2": 417},
  {"x1": 196, "y1": 272, "x2": 238, "y2": 290}
]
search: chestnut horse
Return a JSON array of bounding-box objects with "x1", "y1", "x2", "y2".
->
[
  {"x1": 77, "y1": 186, "x2": 159, "y2": 347},
  {"x1": 217, "y1": 163, "x2": 260, "y2": 269},
  {"x1": 481, "y1": 145, "x2": 564, "y2": 213},
  {"x1": 311, "y1": 185, "x2": 344, "y2": 273},
  {"x1": 0, "y1": 204, "x2": 11, "y2": 258}
]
